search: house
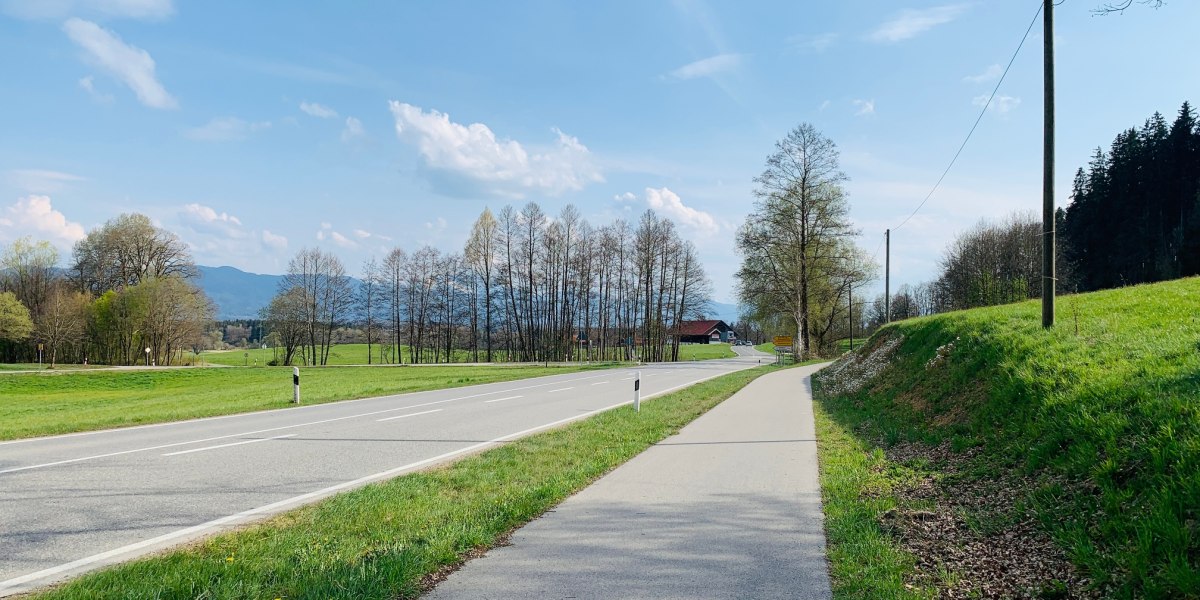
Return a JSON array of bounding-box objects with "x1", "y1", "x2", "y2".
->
[{"x1": 679, "y1": 320, "x2": 736, "y2": 344}]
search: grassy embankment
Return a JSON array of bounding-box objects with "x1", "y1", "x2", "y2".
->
[
  {"x1": 813, "y1": 277, "x2": 1200, "y2": 598},
  {"x1": 0, "y1": 364, "x2": 606, "y2": 440},
  {"x1": 29, "y1": 365, "x2": 781, "y2": 600},
  {"x1": 676, "y1": 343, "x2": 736, "y2": 360}
]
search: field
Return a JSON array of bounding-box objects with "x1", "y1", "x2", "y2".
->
[
  {"x1": 29, "y1": 365, "x2": 782, "y2": 599},
  {"x1": 0, "y1": 364, "x2": 607, "y2": 440},
  {"x1": 675, "y1": 343, "x2": 735, "y2": 361},
  {"x1": 813, "y1": 277, "x2": 1200, "y2": 597}
]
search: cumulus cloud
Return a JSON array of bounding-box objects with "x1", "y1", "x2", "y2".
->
[
  {"x1": 389, "y1": 101, "x2": 602, "y2": 198},
  {"x1": 0, "y1": 195, "x2": 86, "y2": 248},
  {"x1": 853, "y1": 99, "x2": 876, "y2": 116},
  {"x1": 663, "y1": 53, "x2": 743, "y2": 81},
  {"x1": 3, "y1": 0, "x2": 174, "y2": 20},
  {"x1": 179, "y1": 203, "x2": 246, "y2": 238},
  {"x1": 299, "y1": 101, "x2": 337, "y2": 119},
  {"x1": 5, "y1": 169, "x2": 86, "y2": 194},
  {"x1": 62, "y1": 18, "x2": 177, "y2": 109},
  {"x1": 185, "y1": 117, "x2": 270, "y2": 142},
  {"x1": 330, "y1": 231, "x2": 356, "y2": 248},
  {"x1": 644, "y1": 187, "x2": 719, "y2": 236},
  {"x1": 964, "y1": 64, "x2": 1002, "y2": 84},
  {"x1": 261, "y1": 229, "x2": 287, "y2": 250},
  {"x1": 341, "y1": 116, "x2": 364, "y2": 142},
  {"x1": 352, "y1": 228, "x2": 392, "y2": 241},
  {"x1": 613, "y1": 192, "x2": 637, "y2": 203},
  {"x1": 868, "y1": 4, "x2": 967, "y2": 43},
  {"x1": 973, "y1": 94, "x2": 1021, "y2": 114}
]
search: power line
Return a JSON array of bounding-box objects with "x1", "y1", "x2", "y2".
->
[{"x1": 892, "y1": 2, "x2": 1044, "y2": 232}]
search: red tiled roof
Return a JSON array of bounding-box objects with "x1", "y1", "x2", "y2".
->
[{"x1": 679, "y1": 320, "x2": 723, "y2": 336}]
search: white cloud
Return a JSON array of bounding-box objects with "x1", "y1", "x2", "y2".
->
[
  {"x1": 853, "y1": 99, "x2": 876, "y2": 116},
  {"x1": 62, "y1": 18, "x2": 177, "y2": 109},
  {"x1": 868, "y1": 4, "x2": 968, "y2": 43},
  {"x1": 644, "y1": 187, "x2": 719, "y2": 236},
  {"x1": 614, "y1": 192, "x2": 637, "y2": 203},
  {"x1": 341, "y1": 116, "x2": 364, "y2": 142},
  {"x1": 352, "y1": 228, "x2": 392, "y2": 241},
  {"x1": 664, "y1": 53, "x2": 743, "y2": 81},
  {"x1": 3, "y1": 0, "x2": 173, "y2": 20},
  {"x1": 424, "y1": 217, "x2": 447, "y2": 232},
  {"x1": 4, "y1": 169, "x2": 86, "y2": 193},
  {"x1": 77, "y1": 75, "x2": 114, "y2": 103},
  {"x1": 299, "y1": 101, "x2": 337, "y2": 119},
  {"x1": 389, "y1": 101, "x2": 602, "y2": 198},
  {"x1": 788, "y1": 32, "x2": 838, "y2": 53},
  {"x1": 185, "y1": 117, "x2": 270, "y2": 142},
  {"x1": 179, "y1": 203, "x2": 244, "y2": 237},
  {"x1": 330, "y1": 231, "x2": 356, "y2": 248},
  {"x1": 964, "y1": 64, "x2": 1002, "y2": 84},
  {"x1": 819, "y1": 100, "x2": 831, "y2": 111},
  {"x1": 0, "y1": 195, "x2": 86, "y2": 248},
  {"x1": 973, "y1": 94, "x2": 1021, "y2": 114},
  {"x1": 261, "y1": 229, "x2": 287, "y2": 250}
]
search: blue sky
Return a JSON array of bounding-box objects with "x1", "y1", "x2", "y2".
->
[{"x1": 1, "y1": 0, "x2": 1196, "y2": 304}]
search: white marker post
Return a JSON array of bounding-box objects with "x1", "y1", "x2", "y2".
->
[
  {"x1": 292, "y1": 367, "x2": 300, "y2": 404},
  {"x1": 634, "y1": 371, "x2": 641, "y2": 413}
]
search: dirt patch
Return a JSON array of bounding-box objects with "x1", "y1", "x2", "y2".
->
[{"x1": 877, "y1": 442, "x2": 1096, "y2": 599}]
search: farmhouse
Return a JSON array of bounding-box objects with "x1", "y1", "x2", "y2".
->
[{"x1": 679, "y1": 320, "x2": 736, "y2": 344}]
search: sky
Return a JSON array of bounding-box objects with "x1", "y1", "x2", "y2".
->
[{"x1": 1, "y1": 0, "x2": 1197, "y2": 305}]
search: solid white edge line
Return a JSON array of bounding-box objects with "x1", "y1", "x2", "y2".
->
[
  {"x1": 0, "y1": 362, "x2": 755, "y2": 596},
  {"x1": 482, "y1": 395, "x2": 523, "y2": 404},
  {"x1": 161, "y1": 434, "x2": 296, "y2": 457},
  {"x1": 0, "y1": 371, "x2": 636, "y2": 474},
  {"x1": 375, "y1": 409, "x2": 443, "y2": 423},
  {"x1": 0, "y1": 368, "x2": 628, "y2": 447}
]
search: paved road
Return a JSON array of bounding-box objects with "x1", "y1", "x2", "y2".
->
[
  {"x1": 427, "y1": 363, "x2": 830, "y2": 600},
  {"x1": 0, "y1": 347, "x2": 772, "y2": 596}
]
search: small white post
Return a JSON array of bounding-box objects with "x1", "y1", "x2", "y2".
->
[
  {"x1": 292, "y1": 367, "x2": 300, "y2": 404},
  {"x1": 634, "y1": 370, "x2": 641, "y2": 412}
]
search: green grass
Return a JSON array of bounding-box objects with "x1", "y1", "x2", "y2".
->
[
  {"x1": 813, "y1": 277, "x2": 1200, "y2": 598},
  {"x1": 199, "y1": 344, "x2": 496, "y2": 367},
  {"x1": 675, "y1": 343, "x2": 735, "y2": 360},
  {"x1": 0, "y1": 364, "x2": 609, "y2": 440},
  {"x1": 30, "y1": 365, "x2": 781, "y2": 600}
]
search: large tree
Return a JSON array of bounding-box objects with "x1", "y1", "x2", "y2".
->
[
  {"x1": 737, "y1": 123, "x2": 861, "y2": 358},
  {"x1": 35, "y1": 283, "x2": 89, "y2": 368},
  {"x1": 0, "y1": 292, "x2": 34, "y2": 361},
  {"x1": 71, "y1": 213, "x2": 195, "y2": 295},
  {"x1": 1, "y1": 237, "x2": 59, "y2": 319}
]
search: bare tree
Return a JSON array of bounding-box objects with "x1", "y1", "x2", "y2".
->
[{"x1": 35, "y1": 283, "x2": 89, "y2": 368}]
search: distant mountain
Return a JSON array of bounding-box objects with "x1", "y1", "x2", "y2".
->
[{"x1": 196, "y1": 265, "x2": 285, "y2": 320}]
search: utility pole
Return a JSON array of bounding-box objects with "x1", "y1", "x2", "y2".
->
[
  {"x1": 885, "y1": 229, "x2": 891, "y2": 324},
  {"x1": 1042, "y1": 0, "x2": 1056, "y2": 328}
]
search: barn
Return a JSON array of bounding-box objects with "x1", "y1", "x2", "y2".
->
[{"x1": 678, "y1": 320, "x2": 736, "y2": 344}]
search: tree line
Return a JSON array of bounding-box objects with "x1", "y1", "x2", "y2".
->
[
  {"x1": 264, "y1": 203, "x2": 714, "y2": 366},
  {"x1": 0, "y1": 214, "x2": 213, "y2": 367}
]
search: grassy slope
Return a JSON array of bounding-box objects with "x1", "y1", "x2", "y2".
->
[
  {"x1": 32, "y1": 365, "x2": 780, "y2": 600},
  {"x1": 676, "y1": 343, "x2": 735, "y2": 360},
  {"x1": 0, "y1": 365, "x2": 604, "y2": 440},
  {"x1": 813, "y1": 277, "x2": 1200, "y2": 597}
]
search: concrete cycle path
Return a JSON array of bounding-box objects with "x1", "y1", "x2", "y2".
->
[{"x1": 427, "y1": 362, "x2": 831, "y2": 600}]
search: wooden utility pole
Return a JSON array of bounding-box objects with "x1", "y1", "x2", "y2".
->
[
  {"x1": 1042, "y1": 0, "x2": 1056, "y2": 328},
  {"x1": 885, "y1": 229, "x2": 891, "y2": 323}
]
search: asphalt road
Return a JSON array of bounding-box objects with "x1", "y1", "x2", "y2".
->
[
  {"x1": 0, "y1": 347, "x2": 772, "y2": 595},
  {"x1": 426, "y1": 363, "x2": 830, "y2": 600}
]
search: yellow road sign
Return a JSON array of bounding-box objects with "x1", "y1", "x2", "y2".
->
[{"x1": 772, "y1": 336, "x2": 793, "y2": 347}]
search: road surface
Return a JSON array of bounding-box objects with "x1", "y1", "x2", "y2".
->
[
  {"x1": 426, "y1": 363, "x2": 831, "y2": 600},
  {"x1": 0, "y1": 347, "x2": 771, "y2": 595}
]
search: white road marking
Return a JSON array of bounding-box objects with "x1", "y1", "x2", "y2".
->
[
  {"x1": 483, "y1": 395, "x2": 523, "y2": 404},
  {"x1": 375, "y1": 409, "x2": 443, "y2": 422},
  {"x1": 547, "y1": 387, "x2": 574, "y2": 393},
  {"x1": 0, "y1": 372, "x2": 626, "y2": 474},
  {"x1": 162, "y1": 434, "x2": 296, "y2": 457},
  {"x1": 591, "y1": 381, "x2": 609, "y2": 385},
  {"x1": 0, "y1": 363, "x2": 753, "y2": 596}
]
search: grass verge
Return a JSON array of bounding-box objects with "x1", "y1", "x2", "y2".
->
[
  {"x1": 29, "y1": 364, "x2": 780, "y2": 600},
  {"x1": 813, "y1": 277, "x2": 1200, "y2": 597},
  {"x1": 676, "y1": 343, "x2": 735, "y2": 360},
  {"x1": 0, "y1": 364, "x2": 609, "y2": 440}
]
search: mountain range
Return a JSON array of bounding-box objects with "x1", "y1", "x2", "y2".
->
[{"x1": 196, "y1": 265, "x2": 742, "y2": 324}]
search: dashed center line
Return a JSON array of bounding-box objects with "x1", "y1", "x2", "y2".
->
[
  {"x1": 375, "y1": 409, "x2": 443, "y2": 422},
  {"x1": 591, "y1": 381, "x2": 610, "y2": 386},
  {"x1": 483, "y1": 395, "x2": 524, "y2": 404},
  {"x1": 162, "y1": 434, "x2": 296, "y2": 457},
  {"x1": 547, "y1": 387, "x2": 574, "y2": 393}
]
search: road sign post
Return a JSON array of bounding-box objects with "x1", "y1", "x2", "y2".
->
[
  {"x1": 634, "y1": 371, "x2": 641, "y2": 413},
  {"x1": 772, "y1": 336, "x2": 794, "y2": 365},
  {"x1": 293, "y1": 367, "x2": 300, "y2": 404}
]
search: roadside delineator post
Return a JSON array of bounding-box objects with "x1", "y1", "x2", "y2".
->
[
  {"x1": 293, "y1": 367, "x2": 300, "y2": 404},
  {"x1": 634, "y1": 371, "x2": 641, "y2": 413}
]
